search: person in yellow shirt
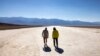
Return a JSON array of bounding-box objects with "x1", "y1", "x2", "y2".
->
[{"x1": 52, "y1": 27, "x2": 59, "y2": 48}]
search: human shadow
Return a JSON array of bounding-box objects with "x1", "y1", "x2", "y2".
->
[
  {"x1": 43, "y1": 46, "x2": 51, "y2": 52},
  {"x1": 55, "y1": 46, "x2": 64, "y2": 54}
]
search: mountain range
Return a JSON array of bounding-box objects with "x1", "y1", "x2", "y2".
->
[{"x1": 0, "y1": 17, "x2": 100, "y2": 26}]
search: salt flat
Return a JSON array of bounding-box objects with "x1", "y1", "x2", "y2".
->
[{"x1": 0, "y1": 26, "x2": 100, "y2": 56}]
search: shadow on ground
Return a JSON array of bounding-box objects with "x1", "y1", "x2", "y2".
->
[
  {"x1": 55, "y1": 47, "x2": 64, "y2": 54},
  {"x1": 43, "y1": 46, "x2": 51, "y2": 52}
]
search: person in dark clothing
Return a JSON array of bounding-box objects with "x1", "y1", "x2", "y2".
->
[{"x1": 42, "y1": 27, "x2": 49, "y2": 47}]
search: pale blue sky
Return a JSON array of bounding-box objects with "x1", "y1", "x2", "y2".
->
[{"x1": 0, "y1": 0, "x2": 100, "y2": 22}]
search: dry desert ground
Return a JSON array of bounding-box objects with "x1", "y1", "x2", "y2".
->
[{"x1": 0, "y1": 26, "x2": 100, "y2": 56}]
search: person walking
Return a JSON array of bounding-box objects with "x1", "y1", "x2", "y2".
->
[
  {"x1": 52, "y1": 27, "x2": 59, "y2": 48},
  {"x1": 42, "y1": 27, "x2": 49, "y2": 47}
]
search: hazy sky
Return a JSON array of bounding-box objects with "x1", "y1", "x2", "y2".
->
[{"x1": 0, "y1": 0, "x2": 100, "y2": 22}]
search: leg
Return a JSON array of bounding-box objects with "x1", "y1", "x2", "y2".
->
[
  {"x1": 45, "y1": 38, "x2": 47, "y2": 46},
  {"x1": 53, "y1": 38, "x2": 55, "y2": 47},
  {"x1": 43, "y1": 37, "x2": 45, "y2": 44},
  {"x1": 43, "y1": 37, "x2": 45, "y2": 47},
  {"x1": 44, "y1": 37, "x2": 47, "y2": 47},
  {"x1": 46, "y1": 38, "x2": 47, "y2": 44},
  {"x1": 56, "y1": 38, "x2": 58, "y2": 47}
]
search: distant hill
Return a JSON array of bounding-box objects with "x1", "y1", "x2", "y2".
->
[{"x1": 0, "y1": 17, "x2": 100, "y2": 26}]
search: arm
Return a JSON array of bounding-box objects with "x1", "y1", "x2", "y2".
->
[
  {"x1": 57, "y1": 30, "x2": 59, "y2": 37},
  {"x1": 47, "y1": 31, "x2": 49, "y2": 38},
  {"x1": 58, "y1": 31, "x2": 59, "y2": 37},
  {"x1": 42, "y1": 31, "x2": 44, "y2": 37}
]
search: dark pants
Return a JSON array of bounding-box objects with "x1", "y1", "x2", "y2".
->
[
  {"x1": 53, "y1": 38, "x2": 58, "y2": 47},
  {"x1": 43, "y1": 37, "x2": 47, "y2": 47}
]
